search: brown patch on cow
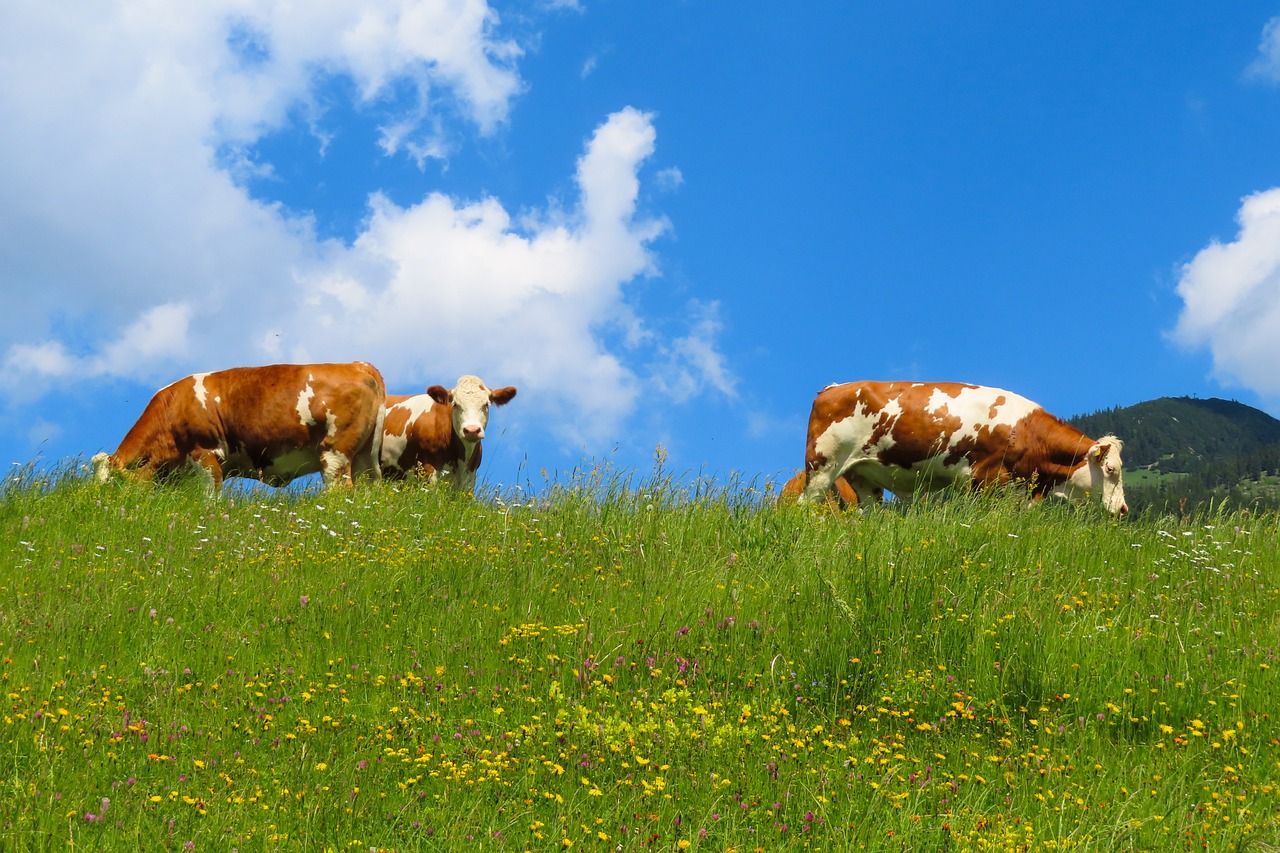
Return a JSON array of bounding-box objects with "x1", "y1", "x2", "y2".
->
[
  {"x1": 1003, "y1": 408, "x2": 1094, "y2": 494},
  {"x1": 382, "y1": 394, "x2": 417, "y2": 438}
]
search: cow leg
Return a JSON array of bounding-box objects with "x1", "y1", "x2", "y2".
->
[
  {"x1": 350, "y1": 452, "x2": 381, "y2": 482},
  {"x1": 189, "y1": 450, "x2": 224, "y2": 493},
  {"x1": 349, "y1": 429, "x2": 382, "y2": 483},
  {"x1": 845, "y1": 475, "x2": 884, "y2": 508},
  {"x1": 349, "y1": 405, "x2": 385, "y2": 483},
  {"x1": 320, "y1": 450, "x2": 354, "y2": 489},
  {"x1": 452, "y1": 465, "x2": 477, "y2": 495}
]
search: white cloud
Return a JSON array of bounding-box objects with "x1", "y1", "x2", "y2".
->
[
  {"x1": 0, "y1": 1, "x2": 521, "y2": 352},
  {"x1": 1246, "y1": 16, "x2": 1280, "y2": 83},
  {"x1": 289, "y1": 106, "x2": 681, "y2": 445},
  {"x1": 1171, "y1": 188, "x2": 1280, "y2": 397},
  {"x1": 651, "y1": 301, "x2": 737, "y2": 403},
  {"x1": 0, "y1": 3, "x2": 732, "y2": 454},
  {"x1": 4, "y1": 302, "x2": 194, "y2": 382}
]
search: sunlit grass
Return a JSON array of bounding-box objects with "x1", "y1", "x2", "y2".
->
[{"x1": 1, "y1": 465, "x2": 1278, "y2": 851}]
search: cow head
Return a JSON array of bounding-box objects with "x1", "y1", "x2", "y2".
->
[
  {"x1": 1079, "y1": 435, "x2": 1128, "y2": 516},
  {"x1": 91, "y1": 451, "x2": 113, "y2": 483},
  {"x1": 427, "y1": 375, "x2": 518, "y2": 445}
]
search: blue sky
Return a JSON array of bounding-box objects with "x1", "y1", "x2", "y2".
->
[{"x1": 4, "y1": 2, "x2": 1280, "y2": 492}]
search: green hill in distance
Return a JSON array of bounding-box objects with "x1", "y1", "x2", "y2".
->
[{"x1": 1069, "y1": 396, "x2": 1280, "y2": 516}]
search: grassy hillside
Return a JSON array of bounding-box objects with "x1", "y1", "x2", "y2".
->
[
  {"x1": 1071, "y1": 397, "x2": 1280, "y2": 515},
  {"x1": 2, "y1": 470, "x2": 1279, "y2": 851}
]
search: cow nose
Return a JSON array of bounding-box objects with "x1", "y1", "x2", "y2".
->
[
  {"x1": 1118, "y1": 503, "x2": 1129, "y2": 517},
  {"x1": 462, "y1": 424, "x2": 484, "y2": 441}
]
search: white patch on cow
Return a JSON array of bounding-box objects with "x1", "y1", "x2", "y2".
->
[
  {"x1": 191, "y1": 372, "x2": 211, "y2": 409},
  {"x1": 381, "y1": 395, "x2": 437, "y2": 469},
  {"x1": 325, "y1": 411, "x2": 338, "y2": 438},
  {"x1": 296, "y1": 384, "x2": 316, "y2": 427},
  {"x1": 924, "y1": 386, "x2": 1039, "y2": 451},
  {"x1": 380, "y1": 434, "x2": 407, "y2": 469},
  {"x1": 451, "y1": 375, "x2": 494, "y2": 443}
]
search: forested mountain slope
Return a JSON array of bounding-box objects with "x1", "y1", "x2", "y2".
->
[{"x1": 1069, "y1": 397, "x2": 1280, "y2": 515}]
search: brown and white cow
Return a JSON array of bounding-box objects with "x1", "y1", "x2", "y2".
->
[
  {"x1": 91, "y1": 362, "x2": 386, "y2": 490},
  {"x1": 381, "y1": 375, "x2": 517, "y2": 494},
  {"x1": 799, "y1": 381, "x2": 1127, "y2": 515}
]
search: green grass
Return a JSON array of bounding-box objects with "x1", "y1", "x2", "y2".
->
[{"x1": 2, "y1": 466, "x2": 1279, "y2": 851}]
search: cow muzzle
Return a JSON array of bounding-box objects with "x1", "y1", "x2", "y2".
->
[{"x1": 461, "y1": 424, "x2": 484, "y2": 441}]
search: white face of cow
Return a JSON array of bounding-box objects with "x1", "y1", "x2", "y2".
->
[
  {"x1": 431, "y1": 375, "x2": 518, "y2": 446},
  {"x1": 1065, "y1": 436, "x2": 1128, "y2": 516},
  {"x1": 452, "y1": 376, "x2": 494, "y2": 443}
]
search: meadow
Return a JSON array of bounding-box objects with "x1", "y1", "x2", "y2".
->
[{"x1": 2, "y1": 462, "x2": 1278, "y2": 851}]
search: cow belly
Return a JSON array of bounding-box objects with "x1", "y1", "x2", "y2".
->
[
  {"x1": 852, "y1": 454, "x2": 973, "y2": 497},
  {"x1": 259, "y1": 448, "x2": 322, "y2": 483}
]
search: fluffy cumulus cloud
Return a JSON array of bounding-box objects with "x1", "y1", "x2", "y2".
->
[
  {"x1": 0, "y1": 1, "x2": 732, "y2": 452},
  {"x1": 1171, "y1": 188, "x2": 1280, "y2": 398}
]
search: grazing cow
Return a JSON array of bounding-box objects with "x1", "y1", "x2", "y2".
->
[
  {"x1": 800, "y1": 381, "x2": 1127, "y2": 516},
  {"x1": 381, "y1": 375, "x2": 517, "y2": 494},
  {"x1": 778, "y1": 470, "x2": 870, "y2": 508},
  {"x1": 92, "y1": 362, "x2": 386, "y2": 489}
]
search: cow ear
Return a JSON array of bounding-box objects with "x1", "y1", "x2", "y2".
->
[
  {"x1": 427, "y1": 385, "x2": 451, "y2": 405},
  {"x1": 490, "y1": 386, "x2": 517, "y2": 406},
  {"x1": 1089, "y1": 441, "x2": 1109, "y2": 460}
]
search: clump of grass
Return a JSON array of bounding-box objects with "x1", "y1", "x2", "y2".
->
[{"x1": 1, "y1": 465, "x2": 1278, "y2": 851}]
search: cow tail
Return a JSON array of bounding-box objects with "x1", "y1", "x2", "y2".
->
[
  {"x1": 370, "y1": 401, "x2": 386, "y2": 481},
  {"x1": 356, "y1": 361, "x2": 388, "y2": 482}
]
